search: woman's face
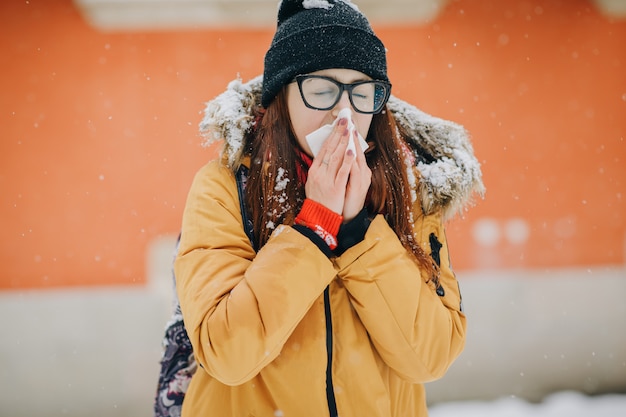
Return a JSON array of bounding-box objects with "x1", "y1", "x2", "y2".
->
[{"x1": 286, "y1": 68, "x2": 374, "y2": 157}]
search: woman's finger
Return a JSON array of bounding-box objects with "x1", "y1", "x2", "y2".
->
[
  {"x1": 317, "y1": 117, "x2": 348, "y2": 167},
  {"x1": 342, "y1": 131, "x2": 371, "y2": 221}
]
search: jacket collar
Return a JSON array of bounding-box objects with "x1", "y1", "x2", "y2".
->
[{"x1": 200, "y1": 75, "x2": 484, "y2": 220}]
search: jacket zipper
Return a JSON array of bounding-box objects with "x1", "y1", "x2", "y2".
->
[{"x1": 324, "y1": 286, "x2": 338, "y2": 417}]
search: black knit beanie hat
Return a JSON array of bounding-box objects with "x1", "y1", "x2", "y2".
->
[{"x1": 261, "y1": 0, "x2": 388, "y2": 108}]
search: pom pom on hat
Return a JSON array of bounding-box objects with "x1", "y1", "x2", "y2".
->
[{"x1": 262, "y1": 0, "x2": 388, "y2": 108}]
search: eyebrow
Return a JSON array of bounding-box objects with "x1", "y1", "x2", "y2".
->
[{"x1": 317, "y1": 74, "x2": 372, "y2": 84}]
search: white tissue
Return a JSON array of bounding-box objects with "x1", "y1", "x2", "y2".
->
[{"x1": 305, "y1": 108, "x2": 369, "y2": 158}]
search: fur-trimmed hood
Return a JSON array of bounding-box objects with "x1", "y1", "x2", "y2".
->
[{"x1": 200, "y1": 75, "x2": 484, "y2": 220}]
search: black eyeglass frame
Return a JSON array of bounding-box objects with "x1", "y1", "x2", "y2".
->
[{"x1": 293, "y1": 74, "x2": 392, "y2": 114}]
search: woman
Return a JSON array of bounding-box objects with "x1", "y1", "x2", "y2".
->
[{"x1": 171, "y1": 1, "x2": 484, "y2": 416}]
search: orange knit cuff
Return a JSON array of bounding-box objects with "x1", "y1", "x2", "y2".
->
[{"x1": 295, "y1": 199, "x2": 343, "y2": 249}]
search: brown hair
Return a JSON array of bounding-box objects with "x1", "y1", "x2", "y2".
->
[{"x1": 244, "y1": 89, "x2": 438, "y2": 284}]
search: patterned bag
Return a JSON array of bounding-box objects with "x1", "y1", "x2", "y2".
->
[{"x1": 154, "y1": 166, "x2": 253, "y2": 417}]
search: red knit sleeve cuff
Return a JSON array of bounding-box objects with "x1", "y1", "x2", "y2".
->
[
  {"x1": 294, "y1": 199, "x2": 343, "y2": 249},
  {"x1": 296, "y1": 199, "x2": 343, "y2": 236}
]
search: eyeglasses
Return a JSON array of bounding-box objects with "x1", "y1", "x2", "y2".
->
[{"x1": 294, "y1": 74, "x2": 392, "y2": 114}]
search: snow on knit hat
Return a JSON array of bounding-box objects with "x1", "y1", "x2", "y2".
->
[{"x1": 261, "y1": 0, "x2": 388, "y2": 108}]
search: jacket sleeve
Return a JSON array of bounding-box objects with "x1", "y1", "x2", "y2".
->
[
  {"x1": 174, "y1": 162, "x2": 336, "y2": 386},
  {"x1": 333, "y1": 211, "x2": 466, "y2": 383}
]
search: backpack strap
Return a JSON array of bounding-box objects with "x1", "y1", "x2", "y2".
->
[{"x1": 235, "y1": 165, "x2": 255, "y2": 249}]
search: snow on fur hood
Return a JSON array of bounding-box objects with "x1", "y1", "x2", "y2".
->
[{"x1": 200, "y1": 75, "x2": 485, "y2": 220}]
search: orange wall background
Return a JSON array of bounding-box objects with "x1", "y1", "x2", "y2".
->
[{"x1": 1, "y1": 0, "x2": 624, "y2": 290}]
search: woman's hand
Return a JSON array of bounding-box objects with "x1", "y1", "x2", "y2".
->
[
  {"x1": 342, "y1": 130, "x2": 371, "y2": 222},
  {"x1": 305, "y1": 118, "x2": 354, "y2": 215},
  {"x1": 305, "y1": 116, "x2": 371, "y2": 222}
]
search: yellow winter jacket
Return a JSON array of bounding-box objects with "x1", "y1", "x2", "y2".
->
[
  {"x1": 176, "y1": 160, "x2": 464, "y2": 417},
  {"x1": 175, "y1": 76, "x2": 484, "y2": 417}
]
